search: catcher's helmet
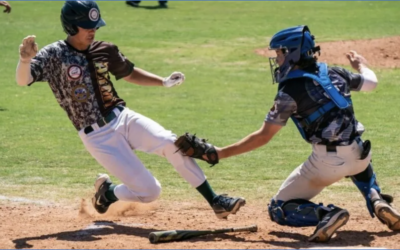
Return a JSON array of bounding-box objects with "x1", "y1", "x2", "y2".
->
[
  {"x1": 61, "y1": 1, "x2": 106, "y2": 36},
  {"x1": 268, "y1": 25, "x2": 320, "y2": 83}
]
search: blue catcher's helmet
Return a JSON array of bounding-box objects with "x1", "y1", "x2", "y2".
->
[
  {"x1": 268, "y1": 25, "x2": 320, "y2": 83},
  {"x1": 61, "y1": 1, "x2": 106, "y2": 36}
]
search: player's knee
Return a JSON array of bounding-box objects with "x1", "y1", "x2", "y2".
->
[
  {"x1": 268, "y1": 199, "x2": 286, "y2": 225},
  {"x1": 268, "y1": 198, "x2": 320, "y2": 227},
  {"x1": 138, "y1": 181, "x2": 162, "y2": 203}
]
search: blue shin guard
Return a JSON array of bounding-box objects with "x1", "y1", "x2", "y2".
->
[
  {"x1": 350, "y1": 172, "x2": 381, "y2": 218},
  {"x1": 268, "y1": 199, "x2": 333, "y2": 227}
]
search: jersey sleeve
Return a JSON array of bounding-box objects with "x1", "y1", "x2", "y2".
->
[
  {"x1": 30, "y1": 47, "x2": 52, "y2": 84},
  {"x1": 108, "y1": 44, "x2": 134, "y2": 80},
  {"x1": 265, "y1": 91, "x2": 297, "y2": 126},
  {"x1": 331, "y1": 66, "x2": 364, "y2": 91}
]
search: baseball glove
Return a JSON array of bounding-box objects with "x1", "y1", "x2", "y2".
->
[{"x1": 174, "y1": 133, "x2": 219, "y2": 166}]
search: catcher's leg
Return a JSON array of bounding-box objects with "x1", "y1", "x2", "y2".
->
[
  {"x1": 124, "y1": 110, "x2": 245, "y2": 219},
  {"x1": 268, "y1": 199, "x2": 349, "y2": 243},
  {"x1": 269, "y1": 143, "x2": 364, "y2": 242},
  {"x1": 268, "y1": 165, "x2": 350, "y2": 243},
  {"x1": 351, "y1": 163, "x2": 400, "y2": 230}
]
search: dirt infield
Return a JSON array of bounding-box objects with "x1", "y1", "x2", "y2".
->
[
  {"x1": 1, "y1": 198, "x2": 399, "y2": 249},
  {"x1": 256, "y1": 36, "x2": 400, "y2": 69}
]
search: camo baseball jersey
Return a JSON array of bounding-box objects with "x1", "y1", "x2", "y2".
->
[
  {"x1": 29, "y1": 40, "x2": 134, "y2": 130},
  {"x1": 266, "y1": 66, "x2": 364, "y2": 146}
]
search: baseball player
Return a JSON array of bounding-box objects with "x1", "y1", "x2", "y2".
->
[
  {"x1": 175, "y1": 25, "x2": 400, "y2": 242},
  {"x1": 0, "y1": 1, "x2": 11, "y2": 13},
  {"x1": 15, "y1": 1, "x2": 245, "y2": 220}
]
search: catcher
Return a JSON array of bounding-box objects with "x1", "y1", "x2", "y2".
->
[{"x1": 175, "y1": 25, "x2": 400, "y2": 242}]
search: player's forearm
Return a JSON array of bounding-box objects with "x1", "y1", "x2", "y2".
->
[
  {"x1": 218, "y1": 131, "x2": 271, "y2": 159},
  {"x1": 16, "y1": 60, "x2": 33, "y2": 86},
  {"x1": 359, "y1": 66, "x2": 378, "y2": 92},
  {"x1": 124, "y1": 67, "x2": 164, "y2": 87}
]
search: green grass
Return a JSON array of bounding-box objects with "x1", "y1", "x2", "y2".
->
[{"x1": 1, "y1": 1, "x2": 400, "y2": 204}]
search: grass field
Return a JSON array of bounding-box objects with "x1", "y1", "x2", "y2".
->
[{"x1": 0, "y1": 1, "x2": 400, "y2": 205}]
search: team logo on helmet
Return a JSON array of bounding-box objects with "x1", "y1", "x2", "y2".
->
[
  {"x1": 67, "y1": 65, "x2": 83, "y2": 80},
  {"x1": 88, "y1": 8, "x2": 99, "y2": 22},
  {"x1": 71, "y1": 85, "x2": 90, "y2": 102}
]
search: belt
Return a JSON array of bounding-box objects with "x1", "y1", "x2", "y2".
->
[
  {"x1": 84, "y1": 106, "x2": 124, "y2": 135},
  {"x1": 326, "y1": 145, "x2": 337, "y2": 152},
  {"x1": 325, "y1": 137, "x2": 362, "y2": 153}
]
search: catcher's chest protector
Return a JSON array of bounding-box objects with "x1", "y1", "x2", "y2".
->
[{"x1": 285, "y1": 63, "x2": 352, "y2": 140}]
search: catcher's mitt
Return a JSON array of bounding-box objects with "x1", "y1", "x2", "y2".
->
[{"x1": 174, "y1": 133, "x2": 219, "y2": 166}]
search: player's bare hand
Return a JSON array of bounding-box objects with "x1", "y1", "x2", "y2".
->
[
  {"x1": 163, "y1": 72, "x2": 185, "y2": 88},
  {"x1": 19, "y1": 35, "x2": 38, "y2": 62},
  {"x1": 346, "y1": 50, "x2": 368, "y2": 72},
  {"x1": 0, "y1": 1, "x2": 11, "y2": 13}
]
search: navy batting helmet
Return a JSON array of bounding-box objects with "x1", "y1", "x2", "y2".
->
[{"x1": 61, "y1": 1, "x2": 106, "y2": 36}]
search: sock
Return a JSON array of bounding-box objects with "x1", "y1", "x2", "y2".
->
[
  {"x1": 105, "y1": 184, "x2": 118, "y2": 202},
  {"x1": 196, "y1": 180, "x2": 217, "y2": 206}
]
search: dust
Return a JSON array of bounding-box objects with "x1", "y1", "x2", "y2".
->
[
  {"x1": 78, "y1": 198, "x2": 159, "y2": 218},
  {"x1": 78, "y1": 198, "x2": 95, "y2": 218}
]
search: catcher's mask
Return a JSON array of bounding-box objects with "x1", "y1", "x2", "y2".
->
[
  {"x1": 61, "y1": 1, "x2": 106, "y2": 36},
  {"x1": 268, "y1": 25, "x2": 320, "y2": 84}
]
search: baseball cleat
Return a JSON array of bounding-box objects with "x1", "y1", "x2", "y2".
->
[
  {"x1": 92, "y1": 173, "x2": 114, "y2": 214},
  {"x1": 374, "y1": 200, "x2": 400, "y2": 231},
  {"x1": 212, "y1": 194, "x2": 246, "y2": 219},
  {"x1": 309, "y1": 207, "x2": 350, "y2": 243}
]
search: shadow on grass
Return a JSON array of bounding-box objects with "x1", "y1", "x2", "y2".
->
[{"x1": 125, "y1": 3, "x2": 169, "y2": 10}]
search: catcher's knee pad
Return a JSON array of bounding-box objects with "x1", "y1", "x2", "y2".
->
[
  {"x1": 351, "y1": 164, "x2": 381, "y2": 218},
  {"x1": 268, "y1": 199, "x2": 323, "y2": 227}
]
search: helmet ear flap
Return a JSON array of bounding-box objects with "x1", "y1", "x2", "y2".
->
[
  {"x1": 66, "y1": 25, "x2": 78, "y2": 36},
  {"x1": 60, "y1": 14, "x2": 79, "y2": 36}
]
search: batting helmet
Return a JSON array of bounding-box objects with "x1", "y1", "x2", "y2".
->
[
  {"x1": 268, "y1": 25, "x2": 320, "y2": 83},
  {"x1": 61, "y1": 1, "x2": 106, "y2": 36}
]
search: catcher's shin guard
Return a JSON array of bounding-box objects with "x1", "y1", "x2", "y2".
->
[
  {"x1": 268, "y1": 199, "x2": 327, "y2": 227},
  {"x1": 351, "y1": 164, "x2": 381, "y2": 218}
]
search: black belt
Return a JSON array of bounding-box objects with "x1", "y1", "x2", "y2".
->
[
  {"x1": 326, "y1": 145, "x2": 337, "y2": 152},
  {"x1": 84, "y1": 106, "x2": 124, "y2": 135},
  {"x1": 325, "y1": 137, "x2": 362, "y2": 153}
]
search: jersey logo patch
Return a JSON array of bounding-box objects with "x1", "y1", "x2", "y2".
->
[
  {"x1": 94, "y1": 61, "x2": 116, "y2": 108},
  {"x1": 67, "y1": 65, "x2": 83, "y2": 80},
  {"x1": 71, "y1": 85, "x2": 89, "y2": 102},
  {"x1": 89, "y1": 8, "x2": 99, "y2": 22}
]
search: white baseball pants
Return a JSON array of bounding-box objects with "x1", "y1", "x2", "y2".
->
[
  {"x1": 79, "y1": 107, "x2": 206, "y2": 203},
  {"x1": 274, "y1": 139, "x2": 371, "y2": 201}
]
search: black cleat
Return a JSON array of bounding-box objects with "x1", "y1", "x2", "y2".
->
[
  {"x1": 309, "y1": 207, "x2": 349, "y2": 243},
  {"x1": 212, "y1": 194, "x2": 246, "y2": 219},
  {"x1": 92, "y1": 173, "x2": 115, "y2": 214}
]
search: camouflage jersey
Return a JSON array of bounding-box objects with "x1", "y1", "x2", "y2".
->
[
  {"x1": 29, "y1": 40, "x2": 134, "y2": 131},
  {"x1": 265, "y1": 65, "x2": 365, "y2": 146}
]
